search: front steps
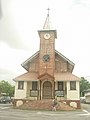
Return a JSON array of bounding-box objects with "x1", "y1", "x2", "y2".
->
[{"x1": 17, "y1": 99, "x2": 76, "y2": 111}]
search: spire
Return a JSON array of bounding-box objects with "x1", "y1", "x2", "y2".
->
[
  {"x1": 43, "y1": 8, "x2": 52, "y2": 29},
  {"x1": 38, "y1": 9, "x2": 57, "y2": 38}
]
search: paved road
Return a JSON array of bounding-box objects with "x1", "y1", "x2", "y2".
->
[
  {"x1": 81, "y1": 103, "x2": 90, "y2": 112},
  {"x1": 0, "y1": 103, "x2": 90, "y2": 120}
]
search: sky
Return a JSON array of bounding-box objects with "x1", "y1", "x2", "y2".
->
[{"x1": 0, "y1": 0, "x2": 90, "y2": 84}]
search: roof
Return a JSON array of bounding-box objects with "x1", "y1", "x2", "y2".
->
[
  {"x1": 14, "y1": 72, "x2": 80, "y2": 81},
  {"x1": 54, "y1": 72, "x2": 80, "y2": 81},
  {"x1": 13, "y1": 72, "x2": 39, "y2": 81}
]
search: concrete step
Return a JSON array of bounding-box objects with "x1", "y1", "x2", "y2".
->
[{"x1": 19, "y1": 99, "x2": 75, "y2": 111}]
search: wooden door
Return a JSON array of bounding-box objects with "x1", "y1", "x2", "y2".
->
[{"x1": 43, "y1": 81, "x2": 52, "y2": 99}]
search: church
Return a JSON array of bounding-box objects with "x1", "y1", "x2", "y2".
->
[{"x1": 13, "y1": 10, "x2": 81, "y2": 109}]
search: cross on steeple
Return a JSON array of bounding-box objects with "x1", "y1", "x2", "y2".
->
[{"x1": 43, "y1": 8, "x2": 51, "y2": 29}]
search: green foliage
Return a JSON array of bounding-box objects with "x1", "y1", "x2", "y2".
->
[
  {"x1": 80, "y1": 77, "x2": 90, "y2": 96},
  {"x1": 0, "y1": 80, "x2": 15, "y2": 97}
]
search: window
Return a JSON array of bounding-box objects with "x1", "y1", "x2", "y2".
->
[
  {"x1": 18, "y1": 81, "x2": 24, "y2": 89},
  {"x1": 70, "y1": 81, "x2": 76, "y2": 90},
  {"x1": 32, "y1": 81, "x2": 37, "y2": 90},
  {"x1": 58, "y1": 82, "x2": 63, "y2": 91}
]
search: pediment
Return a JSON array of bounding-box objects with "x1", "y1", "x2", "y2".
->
[{"x1": 38, "y1": 73, "x2": 55, "y2": 81}]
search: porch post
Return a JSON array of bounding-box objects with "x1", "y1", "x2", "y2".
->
[
  {"x1": 40, "y1": 80, "x2": 41, "y2": 100},
  {"x1": 52, "y1": 80, "x2": 55, "y2": 99},
  {"x1": 24, "y1": 81, "x2": 27, "y2": 98},
  {"x1": 38, "y1": 80, "x2": 41, "y2": 100}
]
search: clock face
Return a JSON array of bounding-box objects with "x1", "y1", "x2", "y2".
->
[
  {"x1": 43, "y1": 54, "x2": 50, "y2": 62},
  {"x1": 44, "y1": 33, "x2": 50, "y2": 39}
]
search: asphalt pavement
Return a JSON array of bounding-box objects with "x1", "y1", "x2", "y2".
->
[{"x1": 0, "y1": 103, "x2": 90, "y2": 120}]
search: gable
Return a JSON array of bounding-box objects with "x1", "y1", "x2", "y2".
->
[
  {"x1": 21, "y1": 50, "x2": 74, "y2": 72},
  {"x1": 55, "y1": 50, "x2": 74, "y2": 73},
  {"x1": 38, "y1": 73, "x2": 55, "y2": 81},
  {"x1": 21, "y1": 51, "x2": 39, "y2": 71}
]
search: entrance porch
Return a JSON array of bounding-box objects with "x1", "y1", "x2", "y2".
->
[{"x1": 26, "y1": 80, "x2": 67, "y2": 100}]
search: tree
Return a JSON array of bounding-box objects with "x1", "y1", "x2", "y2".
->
[
  {"x1": 0, "y1": 80, "x2": 15, "y2": 97},
  {"x1": 80, "y1": 77, "x2": 90, "y2": 96}
]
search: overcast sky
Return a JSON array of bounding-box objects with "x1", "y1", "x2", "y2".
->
[{"x1": 0, "y1": 0, "x2": 90, "y2": 84}]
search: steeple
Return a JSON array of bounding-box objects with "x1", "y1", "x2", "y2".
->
[
  {"x1": 43, "y1": 8, "x2": 52, "y2": 30},
  {"x1": 38, "y1": 9, "x2": 57, "y2": 39}
]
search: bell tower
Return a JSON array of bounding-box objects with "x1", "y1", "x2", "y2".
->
[{"x1": 38, "y1": 9, "x2": 57, "y2": 77}]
